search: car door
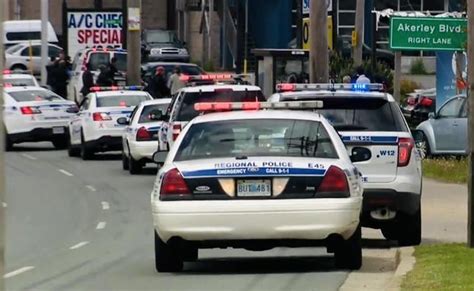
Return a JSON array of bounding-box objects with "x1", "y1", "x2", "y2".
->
[
  {"x1": 19, "y1": 45, "x2": 41, "y2": 71},
  {"x1": 70, "y1": 97, "x2": 90, "y2": 145},
  {"x1": 454, "y1": 98, "x2": 468, "y2": 153},
  {"x1": 432, "y1": 96, "x2": 465, "y2": 151}
]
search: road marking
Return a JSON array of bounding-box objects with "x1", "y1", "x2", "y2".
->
[
  {"x1": 4, "y1": 266, "x2": 35, "y2": 279},
  {"x1": 86, "y1": 185, "x2": 97, "y2": 192},
  {"x1": 101, "y1": 201, "x2": 110, "y2": 210},
  {"x1": 58, "y1": 169, "x2": 74, "y2": 177},
  {"x1": 69, "y1": 241, "x2": 89, "y2": 250},
  {"x1": 96, "y1": 221, "x2": 107, "y2": 230},
  {"x1": 21, "y1": 153, "x2": 37, "y2": 160},
  {"x1": 2, "y1": 202, "x2": 6, "y2": 208}
]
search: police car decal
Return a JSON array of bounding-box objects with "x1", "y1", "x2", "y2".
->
[{"x1": 341, "y1": 136, "x2": 399, "y2": 144}]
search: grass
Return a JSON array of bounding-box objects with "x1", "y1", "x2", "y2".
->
[
  {"x1": 402, "y1": 244, "x2": 474, "y2": 290},
  {"x1": 422, "y1": 158, "x2": 467, "y2": 184}
]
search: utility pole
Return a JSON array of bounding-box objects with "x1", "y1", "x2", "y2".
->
[
  {"x1": 126, "y1": 0, "x2": 141, "y2": 85},
  {"x1": 40, "y1": 0, "x2": 48, "y2": 86},
  {"x1": 309, "y1": 0, "x2": 328, "y2": 83},
  {"x1": 467, "y1": 0, "x2": 474, "y2": 248},
  {"x1": 393, "y1": 51, "x2": 401, "y2": 103},
  {"x1": 353, "y1": 0, "x2": 364, "y2": 66}
]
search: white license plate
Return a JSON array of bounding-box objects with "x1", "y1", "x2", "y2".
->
[
  {"x1": 237, "y1": 180, "x2": 271, "y2": 197},
  {"x1": 52, "y1": 127, "x2": 65, "y2": 134}
]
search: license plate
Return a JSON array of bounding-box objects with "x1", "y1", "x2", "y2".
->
[
  {"x1": 52, "y1": 127, "x2": 65, "y2": 134},
  {"x1": 237, "y1": 180, "x2": 271, "y2": 197}
]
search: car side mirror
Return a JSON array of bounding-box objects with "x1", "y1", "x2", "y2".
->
[
  {"x1": 428, "y1": 112, "x2": 436, "y2": 119},
  {"x1": 152, "y1": 150, "x2": 168, "y2": 164},
  {"x1": 117, "y1": 117, "x2": 130, "y2": 125},
  {"x1": 350, "y1": 147, "x2": 371, "y2": 163}
]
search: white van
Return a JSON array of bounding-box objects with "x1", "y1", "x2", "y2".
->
[{"x1": 3, "y1": 20, "x2": 58, "y2": 48}]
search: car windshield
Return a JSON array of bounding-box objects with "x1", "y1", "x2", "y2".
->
[
  {"x1": 281, "y1": 96, "x2": 408, "y2": 132},
  {"x1": 8, "y1": 90, "x2": 64, "y2": 102},
  {"x1": 139, "y1": 103, "x2": 169, "y2": 123},
  {"x1": 174, "y1": 119, "x2": 338, "y2": 161},
  {"x1": 145, "y1": 30, "x2": 177, "y2": 43},
  {"x1": 4, "y1": 78, "x2": 36, "y2": 86},
  {"x1": 5, "y1": 43, "x2": 24, "y2": 54},
  {"x1": 114, "y1": 53, "x2": 127, "y2": 72},
  {"x1": 96, "y1": 94, "x2": 150, "y2": 107},
  {"x1": 177, "y1": 90, "x2": 266, "y2": 121}
]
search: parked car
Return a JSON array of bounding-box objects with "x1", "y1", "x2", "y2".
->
[
  {"x1": 416, "y1": 94, "x2": 467, "y2": 157},
  {"x1": 3, "y1": 20, "x2": 58, "y2": 48},
  {"x1": 141, "y1": 62, "x2": 205, "y2": 83},
  {"x1": 401, "y1": 88, "x2": 436, "y2": 126},
  {"x1": 5, "y1": 42, "x2": 63, "y2": 74},
  {"x1": 141, "y1": 29, "x2": 189, "y2": 62}
]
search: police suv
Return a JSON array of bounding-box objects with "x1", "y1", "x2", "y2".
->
[
  {"x1": 268, "y1": 83, "x2": 422, "y2": 246},
  {"x1": 151, "y1": 101, "x2": 369, "y2": 272},
  {"x1": 120, "y1": 98, "x2": 171, "y2": 174},
  {"x1": 3, "y1": 70, "x2": 39, "y2": 87},
  {"x1": 67, "y1": 86, "x2": 153, "y2": 160},
  {"x1": 3, "y1": 86, "x2": 78, "y2": 151}
]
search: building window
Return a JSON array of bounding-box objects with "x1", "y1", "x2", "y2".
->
[
  {"x1": 400, "y1": 0, "x2": 421, "y2": 11},
  {"x1": 423, "y1": 0, "x2": 445, "y2": 11}
]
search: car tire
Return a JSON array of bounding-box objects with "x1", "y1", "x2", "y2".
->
[
  {"x1": 129, "y1": 154, "x2": 142, "y2": 175},
  {"x1": 5, "y1": 132, "x2": 13, "y2": 152},
  {"x1": 11, "y1": 64, "x2": 27, "y2": 72},
  {"x1": 122, "y1": 151, "x2": 130, "y2": 170},
  {"x1": 397, "y1": 209, "x2": 422, "y2": 247},
  {"x1": 52, "y1": 138, "x2": 68, "y2": 149},
  {"x1": 417, "y1": 132, "x2": 431, "y2": 159},
  {"x1": 334, "y1": 225, "x2": 362, "y2": 270},
  {"x1": 80, "y1": 132, "x2": 94, "y2": 160},
  {"x1": 381, "y1": 227, "x2": 398, "y2": 241},
  {"x1": 154, "y1": 231, "x2": 183, "y2": 273}
]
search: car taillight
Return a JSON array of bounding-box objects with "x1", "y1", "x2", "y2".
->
[
  {"x1": 20, "y1": 106, "x2": 41, "y2": 115},
  {"x1": 92, "y1": 112, "x2": 112, "y2": 121},
  {"x1": 398, "y1": 137, "x2": 414, "y2": 167},
  {"x1": 172, "y1": 123, "x2": 182, "y2": 141},
  {"x1": 419, "y1": 97, "x2": 433, "y2": 107},
  {"x1": 160, "y1": 168, "x2": 191, "y2": 198},
  {"x1": 136, "y1": 126, "x2": 152, "y2": 141},
  {"x1": 316, "y1": 166, "x2": 350, "y2": 197}
]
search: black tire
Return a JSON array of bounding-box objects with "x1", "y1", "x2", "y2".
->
[
  {"x1": 122, "y1": 151, "x2": 130, "y2": 170},
  {"x1": 80, "y1": 132, "x2": 94, "y2": 160},
  {"x1": 397, "y1": 209, "x2": 422, "y2": 247},
  {"x1": 129, "y1": 154, "x2": 142, "y2": 175},
  {"x1": 154, "y1": 231, "x2": 183, "y2": 273},
  {"x1": 381, "y1": 227, "x2": 398, "y2": 241},
  {"x1": 5, "y1": 133, "x2": 13, "y2": 152},
  {"x1": 334, "y1": 225, "x2": 362, "y2": 270},
  {"x1": 418, "y1": 132, "x2": 431, "y2": 159},
  {"x1": 11, "y1": 64, "x2": 27, "y2": 71},
  {"x1": 52, "y1": 138, "x2": 68, "y2": 149}
]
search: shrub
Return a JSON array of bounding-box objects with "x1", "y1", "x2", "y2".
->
[
  {"x1": 410, "y1": 58, "x2": 428, "y2": 75},
  {"x1": 400, "y1": 79, "x2": 420, "y2": 103}
]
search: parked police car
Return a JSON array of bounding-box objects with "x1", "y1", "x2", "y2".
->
[
  {"x1": 3, "y1": 86, "x2": 78, "y2": 151},
  {"x1": 120, "y1": 98, "x2": 171, "y2": 174},
  {"x1": 3, "y1": 70, "x2": 39, "y2": 87},
  {"x1": 151, "y1": 101, "x2": 369, "y2": 272},
  {"x1": 268, "y1": 83, "x2": 422, "y2": 246},
  {"x1": 67, "y1": 86, "x2": 153, "y2": 160}
]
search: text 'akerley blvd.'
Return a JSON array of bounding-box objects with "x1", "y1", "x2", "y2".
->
[{"x1": 396, "y1": 23, "x2": 464, "y2": 45}]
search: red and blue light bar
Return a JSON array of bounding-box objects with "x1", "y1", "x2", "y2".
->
[
  {"x1": 276, "y1": 83, "x2": 385, "y2": 93},
  {"x1": 90, "y1": 85, "x2": 144, "y2": 92}
]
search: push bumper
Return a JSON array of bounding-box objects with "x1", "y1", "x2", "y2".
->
[{"x1": 152, "y1": 198, "x2": 362, "y2": 243}]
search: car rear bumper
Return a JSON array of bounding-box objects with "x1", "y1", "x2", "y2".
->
[
  {"x1": 129, "y1": 140, "x2": 158, "y2": 161},
  {"x1": 9, "y1": 127, "x2": 67, "y2": 143},
  {"x1": 152, "y1": 198, "x2": 362, "y2": 242}
]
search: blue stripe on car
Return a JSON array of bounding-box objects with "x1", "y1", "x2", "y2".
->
[
  {"x1": 181, "y1": 168, "x2": 326, "y2": 178},
  {"x1": 341, "y1": 136, "x2": 399, "y2": 144}
]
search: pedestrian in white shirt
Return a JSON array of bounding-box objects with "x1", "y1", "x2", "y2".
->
[{"x1": 355, "y1": 67, "x2": 371, "y2": 84}]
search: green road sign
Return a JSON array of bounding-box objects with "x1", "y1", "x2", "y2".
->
[{"x1": 390, "y1": 17, "x2": 467, "y2": 51}]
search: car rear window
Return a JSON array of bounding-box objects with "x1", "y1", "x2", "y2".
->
[
  {"x1": 281, "y1": 96, "x2": 408, "y2": 132},
  {"x1": 114, "y1": 53, "x2": 127, "y2": 72},
  {"x1": 4, "y1": 78, "x2": 36, "y2": 86},
  {"x1": 139, "y1": 103, "x2": 170, "y2": 123},
  {"x1": 87, "y1": 52, "x2": 110, "y2": 71},
  {"x1": 176, "y1": 90, "x2": 265, "y2": 121},
  {"x1": 97, "y1": 94, "x2": 150, "y2": 107},
  {"x1": 8, "y1": 90, "x2": 64, "y2": 102},
  {"x1": 174, "y1": 119, "x2": 338, "y2": 161}
]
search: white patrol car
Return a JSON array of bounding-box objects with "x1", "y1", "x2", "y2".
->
[
  {"x1": 3, "y1": 86, "x2": 78, "y2": 151},
  {"x1": 3, "y1": 70, "x2": 39, "y2": 87},
  {"x1": 120, "y1": 98, "x2": 171, "y2": 174},
  {"x1": 67, "y1": 86, "x2": 153, "y2": 160},
  {"x1": 156, "y1": 74, "x2": 265, "y2": 162},
  {"x1": 151, "y1": 101, "x2": 369, "y2": 273},
  {"x1": 269, "y1": 83, "x2": 423, "y2": 246}
]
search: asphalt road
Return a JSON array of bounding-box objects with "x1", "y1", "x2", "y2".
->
[{"x1": 5, "y1": 142, "x2": 350, "y2": 291}]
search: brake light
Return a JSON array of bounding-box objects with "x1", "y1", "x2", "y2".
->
[
  {"x1": 172, "y1": 123, "x2": 182, "y2": 141},
  {"x1": 136, "y1": 127, "x2": 152, "y2": 141},
  {"x1": 317, "y1": 166, "x2": 349, "y2": 196},
  {"x1": 276, "y1": 83, "x2": 296, "y2": 92},
  {"x1": 160, "y1": 168, "x2": 191, "y2": 198},
  {"x1": 20, "y1": 106, "x2": 41, "y2": 115},
  {"x1": 419, "y1": 97, "x2": 433, "y2": 107},
  {"x1": 92, "y1": 112, "x2": 112, "y2": 121},
  {"x1": 398, "y1": 138, "x2": 414, "y2": 167},
  {"x1": 180, "y1": 75, "x2": 190, "y2": 82},
  {"x1": 2, "y1": 70, "x2": 12, "y2": 74}
]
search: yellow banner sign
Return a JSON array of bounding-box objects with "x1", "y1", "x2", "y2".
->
[{"x1": 302, "y1": 16, "x2": 333, "y2": 50}]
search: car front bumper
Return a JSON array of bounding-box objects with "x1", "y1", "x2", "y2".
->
[{"x1": 152, "y1": 197, "x2": 362, "y2": 242}]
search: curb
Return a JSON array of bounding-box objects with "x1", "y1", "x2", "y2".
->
[{"x1": 387, "y1": 247, "x2": 416, "y2": 290}]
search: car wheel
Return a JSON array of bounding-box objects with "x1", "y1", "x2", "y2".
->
[
  {"x1": 80, "y1": 132, "x2": 94, "y2": 160},
  {"x1": 381, "y1": 226, "x2": 398, "y2": 241},
  {"x1": 67, "y1": 134, "x2": 81, "y2": 157},
  {"x1": 11, "y1": 64, "x2": 27, "y2": 72},
  {"x1": 5, "y1": 132, "x2": 13, "y2": 152},
  {"x1": 52, "y1": 138, "x2": 68, "y2": 149},
  {"x1": 334, "y1": 225, "x2": 362, "y2": 270},
  {"x1": 154, "y1": 231, "x2": 183, "y2": 273},
  {"x1": 122, "y1": 150, "x2": 130, "y2": 170},
  {"x1": 129, "y1": 153, "x2": 142, "y2": 175},
  {"x1": 397, "y1": 209, "x2": 422, "y2": 247},
  {"x1": 417, "y1": 132, "x2": 431, "y2": 159}
]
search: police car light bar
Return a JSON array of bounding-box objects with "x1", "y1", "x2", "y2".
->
[
  {"x1": 180, "y1": 74, "x2": 248, "y2": 82},
  {"x1": 194, "y1": 101, "x2": 324, "y2": 112},
  {"x1": 3, "y1": 69, "x2": 33, "y2": 75},
  {"x1": 276, "y1": 83, "x2": 385, "y2": 92},
  {"x1": 90, "y1": 85, "x2": 144, "y2": 92}
]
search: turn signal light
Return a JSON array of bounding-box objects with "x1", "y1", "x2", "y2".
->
[
  {"x1": 398, "y1": 138, "x2": 414, "y2": 167},
  {"x1": 160, "y1": 168, "x2": 191, "y2": 198}
]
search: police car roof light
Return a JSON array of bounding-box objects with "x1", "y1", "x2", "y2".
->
[
  {"x1": 90, "y1": 86, "x2": 144, "y2": 92},
  {"x1": 276, "y1": 83, "x2": 384, "y2": 92},
  {"x1": 3, "y1": 69, "x2": 31, "y2": 75},
  {"x1": 194, "y1": 100, "x2": 324, "y2": 112},
  {"x1": 180, "y1": 74, "x2": 240, "y2": 82}
]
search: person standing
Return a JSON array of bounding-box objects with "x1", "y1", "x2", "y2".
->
[
  {"x1": 355, "y1": 66, "x2": 371, "y2": 84},
  {"x1": 167, "y1": 66, "x2": 185, "y2": 95},
  {"x1": 46, "y1": 56, "x2": 57, "y2": 91},
  {"x1": 53, "y1": 60, "x2": 69, "y2": 98},
  {"x1": 80, "y1": 63, "x2": 94, "y2": 101},
  {"x1": 147, "y1": 66, "x2": 170, "y2": 98},
  {"x1": 96, "y1": 65, "x2": 112, "y2": 87},
  {"x1": 108, "y1": 57, "x2": 119, "y2": 85}
]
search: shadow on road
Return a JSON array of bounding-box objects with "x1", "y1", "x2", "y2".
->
[{"x1": 10, "y1": 143, "x2": 57, "y2": 152}]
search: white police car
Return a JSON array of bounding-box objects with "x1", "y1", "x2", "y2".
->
[
  {"x1": 156, "y1": 74, "x2": 265, "y2": 160},
  {"x1": 268, "y1": 83, "x2": 423, "y2": 246},
  {"x1": 67, "y1": 86, "x2": 153, "y2": 160},
  {"x1": 151, "y1": 101, "x2": 369, "y2": 272},
  {"x1": 3, "y1": 86, "x2": 78, "y2": 151},
  {"x1": 3, "y1": 70, "x2": 39, "y2": 87},
  {"x1": 120, "y1": 98, "x2": 171, "y2": 174}
]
